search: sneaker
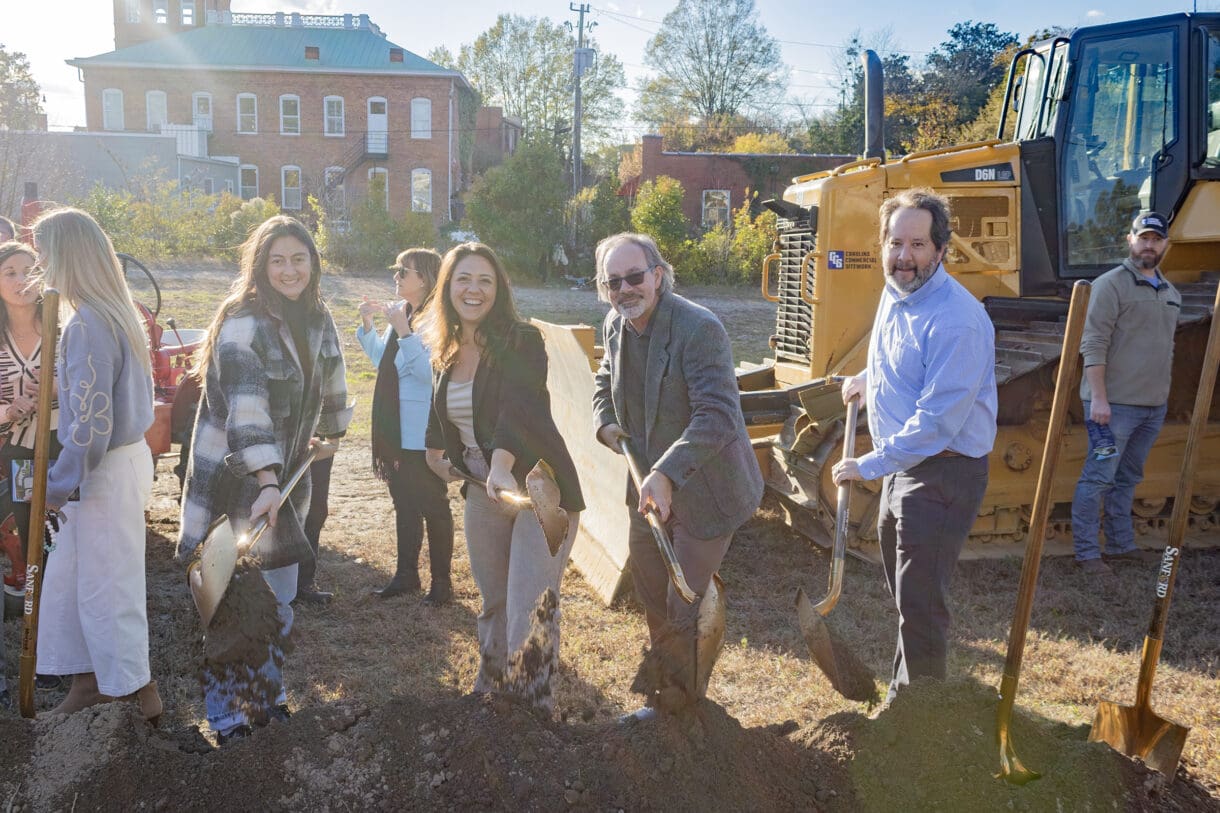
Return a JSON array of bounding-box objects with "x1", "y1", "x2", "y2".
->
[
  {"x1": 216, "y1": 724, "x2": 253, "y2": 746},
  {"x1": 1076, "y1": 558, "x2": 1113, "y2": 576},
  {"x1": 618, "y1": 706, "x2": 658, "y2": 724}
]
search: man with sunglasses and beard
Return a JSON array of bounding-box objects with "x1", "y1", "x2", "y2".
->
[
  {"x1": 592, "y1": 232, "x2": 763, "y2": 722},
  {"x1": 1070, "y1": 211, "x2": 1178, "y2": 576},
  {"x1": 832, "y1": 189, "x2": 997, "y2": 705}
]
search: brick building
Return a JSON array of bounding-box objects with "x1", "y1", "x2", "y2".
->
[
  {"x1": 630, "y1": 134, "x2": 852, "y2": 229},
  {"x1": 69, "y1": 2, "x2": 473, "y2": 225}
]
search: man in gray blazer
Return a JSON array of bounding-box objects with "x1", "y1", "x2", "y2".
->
[{"x1": 592, "y1": 232, "x2": 764, "y2": 721}]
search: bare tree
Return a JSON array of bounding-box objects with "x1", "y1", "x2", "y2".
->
[
  {"x1": 640, "y1": 0, "x2": 786, "y2": 122},
  {"x1": 0, "y1": 44, "x2": 43, "y2": 131}
]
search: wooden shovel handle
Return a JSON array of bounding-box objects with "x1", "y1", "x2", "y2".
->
[
  {"x1": 19, "y1": 289, "x2": 60, "y2": 719},
  {"x1": 619, "y1": 438, "x2": 698, "y2": 605}
]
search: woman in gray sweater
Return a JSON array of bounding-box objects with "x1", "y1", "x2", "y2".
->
[{"x1": 31, "y1": 208, "x2": 161, "y2": 722}]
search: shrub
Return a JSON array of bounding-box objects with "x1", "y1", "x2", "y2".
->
[
  {"x1": 317, "y1": 175, "x2": 439, "y2": 272},
  {"x1": 629, "y1": 176, "x2": 691, "y2": 275}
]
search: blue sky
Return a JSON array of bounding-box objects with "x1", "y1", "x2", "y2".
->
[{"x1": 8, "y1": 0, "x2": 1210, "y2": 132}]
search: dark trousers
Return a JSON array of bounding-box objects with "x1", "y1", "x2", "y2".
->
[
  {"x1": 627, "y1": 509, "x2": 733, "y2": 646},
  {"x1": 878, "y1": 454, "x2": 988, "y2": 703},
  {"x1": 297, "y1": 455, "x2": 333, "y2": 590},
  {"x1": 387, "y1": 449, "x2": 454, "y2": 585}
]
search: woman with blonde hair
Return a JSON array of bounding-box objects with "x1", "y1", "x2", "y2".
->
[
  {"x1": 422, "y1": 243, "x2": 583, "y2": 704},
  {"x1": 179, "y1": 215, "x2": 350, "y2": 745},
  {"x1": 30, "y1": 207, "x2": 161, "y2": 722}
]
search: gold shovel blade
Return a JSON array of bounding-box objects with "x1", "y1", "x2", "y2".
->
[
  {"x1": 188, "y1": 515, "x2": 240, "y2": 628},
  {"x1": 693, "y1": 573, "x2": 727, "y2": 699},
  {"x1": 524, "y1": 459, "x2": 569, "y2": 557},
  {"x1": 1090, "y1": 699, "x2": 1190, "y2": 778}
]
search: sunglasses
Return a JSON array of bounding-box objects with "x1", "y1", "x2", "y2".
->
[
  {"x1": 603, "y1": 268, "x2": 652, "y2": 292},
  {"x1": 394, "y1": 266, "x2": 414, "y2": 279}
]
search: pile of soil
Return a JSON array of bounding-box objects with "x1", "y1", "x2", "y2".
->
[{"x1": 0, "y1": 678, "x2": 1211, "y2": 811}]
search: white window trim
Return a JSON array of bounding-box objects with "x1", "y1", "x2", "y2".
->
[
  {"x1": 145, "y1": 90, "x2": 167, "y2": 132},
  {"x1": 153, "y1": 0, "x2": 168, "y2": 24},
  {"x1": 410, "y1": 97, "x2": 431, "y2": 140},
  {"x1": 279, "y1": 94, "x2": 301, "y2": 136},
  {"x1": 701, "y1": 189, "x2": 730, "y2": 228},
  {"x1": 192, "y1": 91, "x2": 213, "y2": 132},
  {"x1": 281, "y1": 165, "x2": 303, "y2": 210},
  {"x1": 239, "y1": 164, "x2": 259, "y2": 200},
  {"x1": 102, "y1": 88, "x2": 124, "y2": 131},
  {"x1": 411, "y1": 168, "x2": 432, "y2": 213},
  {"x1": 124, "y1": 0, "x2": 140, "y2": 23},
  {"x1": 368, "y1": 167, "x2": 389, "y2": 209},
  {"x1": 223, "y1": 179, "x2": 234, "y2": 194},
  {"x1": 323, "y1": 95, "x2": 345, "y2": 137},
  {"x1": 181, "y1": 0, "x2": 195, "y2": 26},
  {"x1": 237, "y1": 93, "x2": 258, "y2": 134},
  {"x1": 323, "y1": 166, "x2": 346, "y2": 210}
]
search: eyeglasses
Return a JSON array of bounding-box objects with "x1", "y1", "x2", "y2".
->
[
  {"x1": 394, "y1": 266, "x2": 413, "y2": 279},
  {"x1": 603, "y1": 268, "x2": 652, "y2": 292}
]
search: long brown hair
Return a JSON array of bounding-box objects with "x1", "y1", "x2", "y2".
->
[
  {"x1": 418, "y1": 242, "x2": 523, "y2": 371},
  {"x1": 195, "y1": 215, "x2": 323, "y2": 379},
  {"x1": 0, "y1": 241, "x2": 41, "y2": 338}
]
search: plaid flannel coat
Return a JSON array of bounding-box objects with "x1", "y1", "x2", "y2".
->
[{"x1": 177, "y1": 300, "x2": 351, "y2": 559}]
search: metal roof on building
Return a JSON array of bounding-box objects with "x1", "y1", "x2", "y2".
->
[{"x1": 68, "y1": 17, "x2": 465, "y2": 83}]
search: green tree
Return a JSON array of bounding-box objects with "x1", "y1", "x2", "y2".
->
[
  {"x1": 922, "y1": 22, "x2": 1018, "y2": 132},
  {"x1": 630, "y1": 176, "x2": 690, "y2": 270},
  {"x1": 641, "y1": 0, "x2": 786, "y2": 122},
  {"x1": 465, "y1": 139, "x2": 567, "y2": 280},
  {"x1": 724, "y1": 132, "x2": 793, "y2": 154},
  {"x1": 455, "y1": 15, "x2": 625, "y2": 141},
  {"x1": 0, "y1": 44, "x2": 42, "y2": 130}
]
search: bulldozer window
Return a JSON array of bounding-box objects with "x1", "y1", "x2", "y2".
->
[
  {"x1": 1206, "y1": 30, "x2": 1220, "y2": 167},
  {"x1": 1062, "y1": 29, "x2": 1177, "y2": 269}
]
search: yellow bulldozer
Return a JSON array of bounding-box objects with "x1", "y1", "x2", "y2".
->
[{"x1": 541, "y1": 12, "x2": 1220, "y2": 602}]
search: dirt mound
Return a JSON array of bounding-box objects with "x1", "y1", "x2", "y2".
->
[
  {"x1": 795, "y1": 678, "x2": 1217, "y2": 813},
  {"x1": 0, "y1": 679, "x2": 1214, "y2": 812}
]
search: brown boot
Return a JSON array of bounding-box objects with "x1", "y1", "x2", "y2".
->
[{"x1": 48, "y1": 672, "x2": 104, "y2": 716}]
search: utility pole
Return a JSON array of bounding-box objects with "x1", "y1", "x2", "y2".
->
[{"x1": 570, "y1": 3, "x2": 593, "y2": 195}]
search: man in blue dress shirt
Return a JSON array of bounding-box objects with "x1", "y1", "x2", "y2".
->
[{"x1": 832, "y1": 188, "x2": 997, "y2": 704}]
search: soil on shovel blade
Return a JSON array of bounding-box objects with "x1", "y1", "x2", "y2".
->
[{"x1": 0, "y1": 677, "x2": 1212, "y2": 811}]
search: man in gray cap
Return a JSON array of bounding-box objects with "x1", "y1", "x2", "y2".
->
[{"x1": 1071, "y1": 211, "x2": 1178, "y2": 575}]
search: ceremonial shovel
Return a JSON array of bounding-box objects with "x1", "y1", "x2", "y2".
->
[
  {"x1": 448, "y1": 459, "x2": 570, "y2": 556},
  {"x1": 1084, "y1": 280, "x2": 1220, "y2": 777},
  {"x1": 18, "y1": 289, "x2": 59, "y2": 719}
]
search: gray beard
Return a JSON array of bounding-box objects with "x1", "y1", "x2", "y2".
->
[
  {"x1": 885, "y1": 263, "x2": 937, "y2": 295},
  {"x1": 615, "y1": 299, "x2": 647, "y2": 321}
]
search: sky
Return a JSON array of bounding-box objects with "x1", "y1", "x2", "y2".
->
[{"x1": 6, "y1": 0, "x2": 1212, "y2": 134}]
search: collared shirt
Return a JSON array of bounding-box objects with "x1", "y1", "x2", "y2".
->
[
  {"x1": 855, "y1": 265, "x2": 997, "y2": 480},
  {"x1": 1078, "y1": 257, "x2": 1180, "y2": 407}
]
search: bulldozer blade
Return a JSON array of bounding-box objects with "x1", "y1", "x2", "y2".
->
[
  {"x1": 524, "y1": 459, "x2": 570, "y2": 557},
  {"x1": 1090, "y1": 698, "x2": 1190, "y2": 778},
  {"x1": 795, "y1": 586, "x2": 878, "y2": 703}
]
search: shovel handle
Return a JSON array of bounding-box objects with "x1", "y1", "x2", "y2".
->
[
  {"x1": 813, "y1": 396, "x2": 859, "y2": 617},
  {"x1": 619, "y1": 438, "x2": 698, "y2": 605},
  {"x1": 238, "y1": 445, "x2": 322, "y2": 557},
  {"x1": 447, "y1": 466, "x2": 532, "y2": 507},
  {"x1": 18, "y1": 289, "x2": 60, "y2": 719}
]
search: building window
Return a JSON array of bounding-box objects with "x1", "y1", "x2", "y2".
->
[
  {"x1": 239, "y1": 165, "x2": 258, "y2": 200},
  {"x1": 368, "y1": 167, "x2": 388, "y2": 209},
  {"x1": 305, "y1": 46, "x2": 320, "y2": 60},
  {"x1": 102, "y1": 88, "x2": 124, "y2": 131},
  {"x1": 281, "y1": 166, "x2": 302, "y2": 210},
  {"x1": 192, "y1": 92, "x2": 212, "y2": 131},
  {"x1": 181, "y1": 0, "x2": 195, "y2": 25},
  {"x1": 279, "y1": 95, "x2": 300, "y2": 135},
  {"x1": 702, "y1": 189, "x2": 730, "y2": 228},
  {"x1": 146, "y1": 90, "x2": 167, "y2": 131},
  {"x1": 124, "y1": 0, "x2": 140, "y2": 23},
  {"x1": 202, "y1": 177, "x2": 214, "y2": 195},
  {"x1": 410, "y1": 97, "x2": 431, "y2": 139},
  {"x1": 411, "y1": 169, "x2": 432, "y2": 213},
  {"x1": 223, "y1": 179, "x2": 234, "y2": 195},
  {"x1": 237, "y1": 93, "x2": 257, "y2": 134},
  {"x1": 323, "y1": 166, "x2": 346, "y2": 211},
  {"x1": 323, "y1": 96, "x2": 344, "y2": 136},
  {"x1": 153, "y1": 0, "x2": 168, "y2": 24}
]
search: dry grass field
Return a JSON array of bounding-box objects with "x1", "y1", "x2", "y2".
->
[{"x1": 1, "y1": 261, "x2": 1213, "y2": 809}]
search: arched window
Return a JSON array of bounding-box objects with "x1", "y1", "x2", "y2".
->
[{"x1": 411, "y1": 168, "x2": 432, "y2": 213}]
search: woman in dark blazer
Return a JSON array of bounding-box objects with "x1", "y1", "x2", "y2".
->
[{"x1": 422, "y1": 243, "x2": 583, "y2": 706}]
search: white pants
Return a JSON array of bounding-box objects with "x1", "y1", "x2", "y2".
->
[{"x1": 37, "y1": 441, "x2": 153, "y2": 696}]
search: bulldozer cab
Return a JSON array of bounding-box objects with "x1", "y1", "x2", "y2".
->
[{"x1": 1009, "y1": 14, "x2": 1220, "y2": 291}]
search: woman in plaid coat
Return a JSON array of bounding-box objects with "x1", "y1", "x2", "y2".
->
[{"x1": 178, "y1": 216, "x2": 351, "y2": 745}]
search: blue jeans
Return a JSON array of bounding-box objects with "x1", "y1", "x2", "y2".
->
[{"x1": 1071, "y1": 401, "x2": 1166, "y2": 561}]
